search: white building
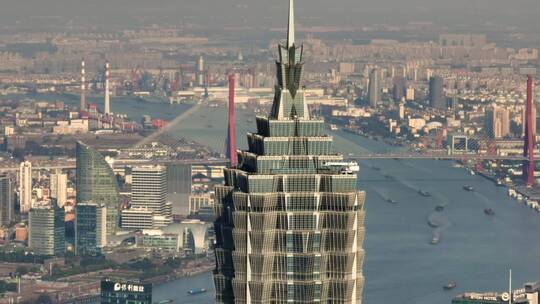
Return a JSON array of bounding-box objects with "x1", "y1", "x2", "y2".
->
[
  {"x1": 50, "y1": 170, "x2": 67, "y2": 207},
  {"x1": 19, "y1": 161, "x2": 32, "y2": 213},
  {"x1": 131, "y1": 165, "x2": 171, "y2": 221}
]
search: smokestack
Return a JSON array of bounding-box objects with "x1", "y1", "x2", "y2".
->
[
  {"x1": 80, "y1": 59, "x2": 86, "y2": 111},
  {"x1": 226, "y1": 74, "x2": 237, "y2": 167},
  {"x1": 104, "y1": 61, "x2": 110, "y2": 115}
]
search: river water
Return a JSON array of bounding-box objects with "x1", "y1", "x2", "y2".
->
[{"x1": 17, "y1": 94, "x2": 540, "y2": 303}]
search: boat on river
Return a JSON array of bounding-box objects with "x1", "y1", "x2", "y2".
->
[
  {"x1": 418, "y1": 190, "x2": 432, "y2": 197},
  {"x1": 188, "y1": 288, "x2": 208, "y2": 295}
]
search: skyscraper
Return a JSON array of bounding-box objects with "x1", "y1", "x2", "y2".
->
[
  {"x1": 429, "y1": 76, "x2": 446, "y2": 109},
  {"x1": 76, "y1": 142, "x2": 120, "y2": 236},
  {"x1": 368, "y1": 68, "x2": 380, "y2": 107},
  {"x1": 76, "y1": 202, "x2": 107, "y2": 256},
  {"x1": 392, "y1": 76, "x2": 407, "y2": 103},
  {"x1": 131, "y1": 166, "x2": 170, "y2": 218},
  {"x1": 486, "y1": 105, "x2": 510, "y2": 139},
  {"x1": 0, "y1": 175, "x2": 14, "y2": 226},
  {"x1": 29, "y1": 201, "x2": 65, "y2": 256},
  {"x1": 213, "y1": 1, "x2": 366, "y2": 302},
  {"x1": 50, "y1": 169, "x2": 67, "y2": 208},
  {"x1": 18, "y1": 161, "x2": 32, "y2": 214}
]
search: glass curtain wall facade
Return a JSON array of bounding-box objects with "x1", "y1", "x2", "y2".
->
[
  {"x1": 0, "y1": 175, "x2": 14, "y2": 226},
  {"x1": 28, "y1": 202, "x2": 65, "y2": 256},
  {"x1": 76, "y1": 203, "x2": 107, "y2": 256},
  {"x1": 76, "y1": 142, "x2": 120, "y2": 236},
  {"x1": 213, "y1": 1, "x2": 366, "y2": 303}
]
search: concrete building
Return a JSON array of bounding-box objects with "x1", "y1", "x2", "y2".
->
[
  {"x1": 131, "y1": 166, "x2": 169, "y2": 218},
  {"x1": 29, "y1": 202, "x2": 65, "y2": 256},
  {"x1": 18, "y1": 161, "x2": 32, "y2": 214},
  {"x1": 429, "y1": 76, "x2": 446, "y2": 109},
  {"x1": 189, "y1": 193, "x2": 214, "y2": 215},
  {"x1": 486, "y1": 106, "x2": 511, "y2": 139},
  {"x1": 368, "y1": 68, "x2": 380, "y2": 107},
  {"x1": 0, "y1": 175, "x2": 14, "y2": 226},
  {"x1": 50, "y1": 170, "x2": 67, "y2": 208},
  {"x1": 121, "y1": 208, "x2": 154, "y2": 230},
  {"x1": 135, "y1": 229, "x2": 179, "y2": 252}
]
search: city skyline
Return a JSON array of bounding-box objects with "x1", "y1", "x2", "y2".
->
[{"x1": 1, "y1": 0, "x2": 540, "y2": 302}]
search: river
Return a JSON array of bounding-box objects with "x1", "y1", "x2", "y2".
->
[{"x1": 16, "y1": 94, "x2": 540, "y2": 303}]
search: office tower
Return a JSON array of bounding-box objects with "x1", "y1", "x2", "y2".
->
[
  {"x1": 213, "y1": 1, "x2": 366, "y2": 302},
  {"x1": 166, "y1": 164, "x2": 191, "y2": 194},
  {"x1": 101, "y1": 279, "x2": 152, "y2": 304},
  {"x1": 76, "y1": 142, "x2": 120, "y2": 236},
  {"x1": 50, "y1": 169, "x2": 67, "y2": 207},
  {"x1": 28, "y1": 201, "x2": 65, "y2": 256},
  {"x1": 0, "y1": 175, "x2": 14, "y2": 226},
  {"x1": 392, "y1": 76, "x2": 407, "y2": 103},
  {"x1": 197, "y1": 55, "x2": 205, "y2": 87},
  {"x1": 131, "y1": 166, "x2": 169, "y2": 217},
  {"x1": 486, "y1": 105, "x2": 510, "y2": 139},
  {"x1": 76, "y1": 203, "x2": 107, "y2": 256},
  {"x1": 429, "y1": 76, "x2": 446, "y2": 109},
  {"x1": 80, "y1": 59, "x2": 86, "y2": 111},
  {"x1": 104, "y1": 61, "x2": 111, "y2": 115},
  {"x1": 19, "y1": 161, "x2": 32, "y2": 214},
  {"x1": 368, "y1": 68, "x2": 380, "y2": 107}
]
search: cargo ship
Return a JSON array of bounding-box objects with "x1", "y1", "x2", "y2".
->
[{"x1": 188, "y1": 288, "x2": 208, "y2": 295}]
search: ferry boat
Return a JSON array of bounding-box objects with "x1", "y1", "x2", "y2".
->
[
  {"x1": 463, "y1": 185, "x2": 474, "y2": 192},
  {"x1": 188, "y1": 288, "x2": 208, "y2": 295},
  {"x1": 443, "y1": 281, "x2": 457, "y2": 290},
  {"x1": 418, "y1": 190, "x2": 432, "y2": 197}
]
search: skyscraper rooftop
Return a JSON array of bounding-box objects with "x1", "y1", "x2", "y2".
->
[{"x1": 213, "y1": 1, "x2": 366, "y2": 302}]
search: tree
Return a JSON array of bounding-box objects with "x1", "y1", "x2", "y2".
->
[{"x1": 15, "y1": 266, "x2": 28, "y2": 276}]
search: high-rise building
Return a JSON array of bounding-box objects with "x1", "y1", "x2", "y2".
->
[
  {"x1": 131, "y1": 166, "x2": 170, "y2": 218},
  {"x1": 18, "y1": 161, "x2": 32, "y2": 214},
  {"x1": 50, "y1": 169, "x2": 67, "y2": 208},
  {"x1": 29, "y1": 201, "x2": 65, "y2": 256},
  {"x1": 213, "y1": 1, "x2": 366, "y2": 302},
  {"x1": 197, "y1": 55, "x2": 205, "y2": 87},
  {"x1": 486, "y1": 105, "x2": 511, "y2": 139},
  {"x1": 76, "y1": 203, "x2": 107, "y2": 256},
  {"x1": 76, "y1": 142, "x2": 120, "y2": 236},
  {"x1": 368, "y1": 68, "x2": 380, "y2": 107},
  {"x1": 101, "y1": 279, "x2": 152, "y2": 304},
  {"x1": 406, "y1": 87, "x2": 415, "y2": 101},
  {"x1": 392, "y1": 76, "x2": 407, "y2": 103},
  {"x1": 0, "y1": 175, "x2": 14, "y2": 226},
  {"x1": 166, "y1": 164, "x2": 191, "y2": 194},
  {"x1": 429, "y1": 76, "x2": 446, "y2": 109}
]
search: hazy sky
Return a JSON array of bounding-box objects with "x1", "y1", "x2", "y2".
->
[{"x1": 1, "y1": 0, "x2": 540, "y2": 29}]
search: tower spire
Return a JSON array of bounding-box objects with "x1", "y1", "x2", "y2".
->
[{"x1": 287, "y1": 0, "x2": 295, "y2": 48}]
